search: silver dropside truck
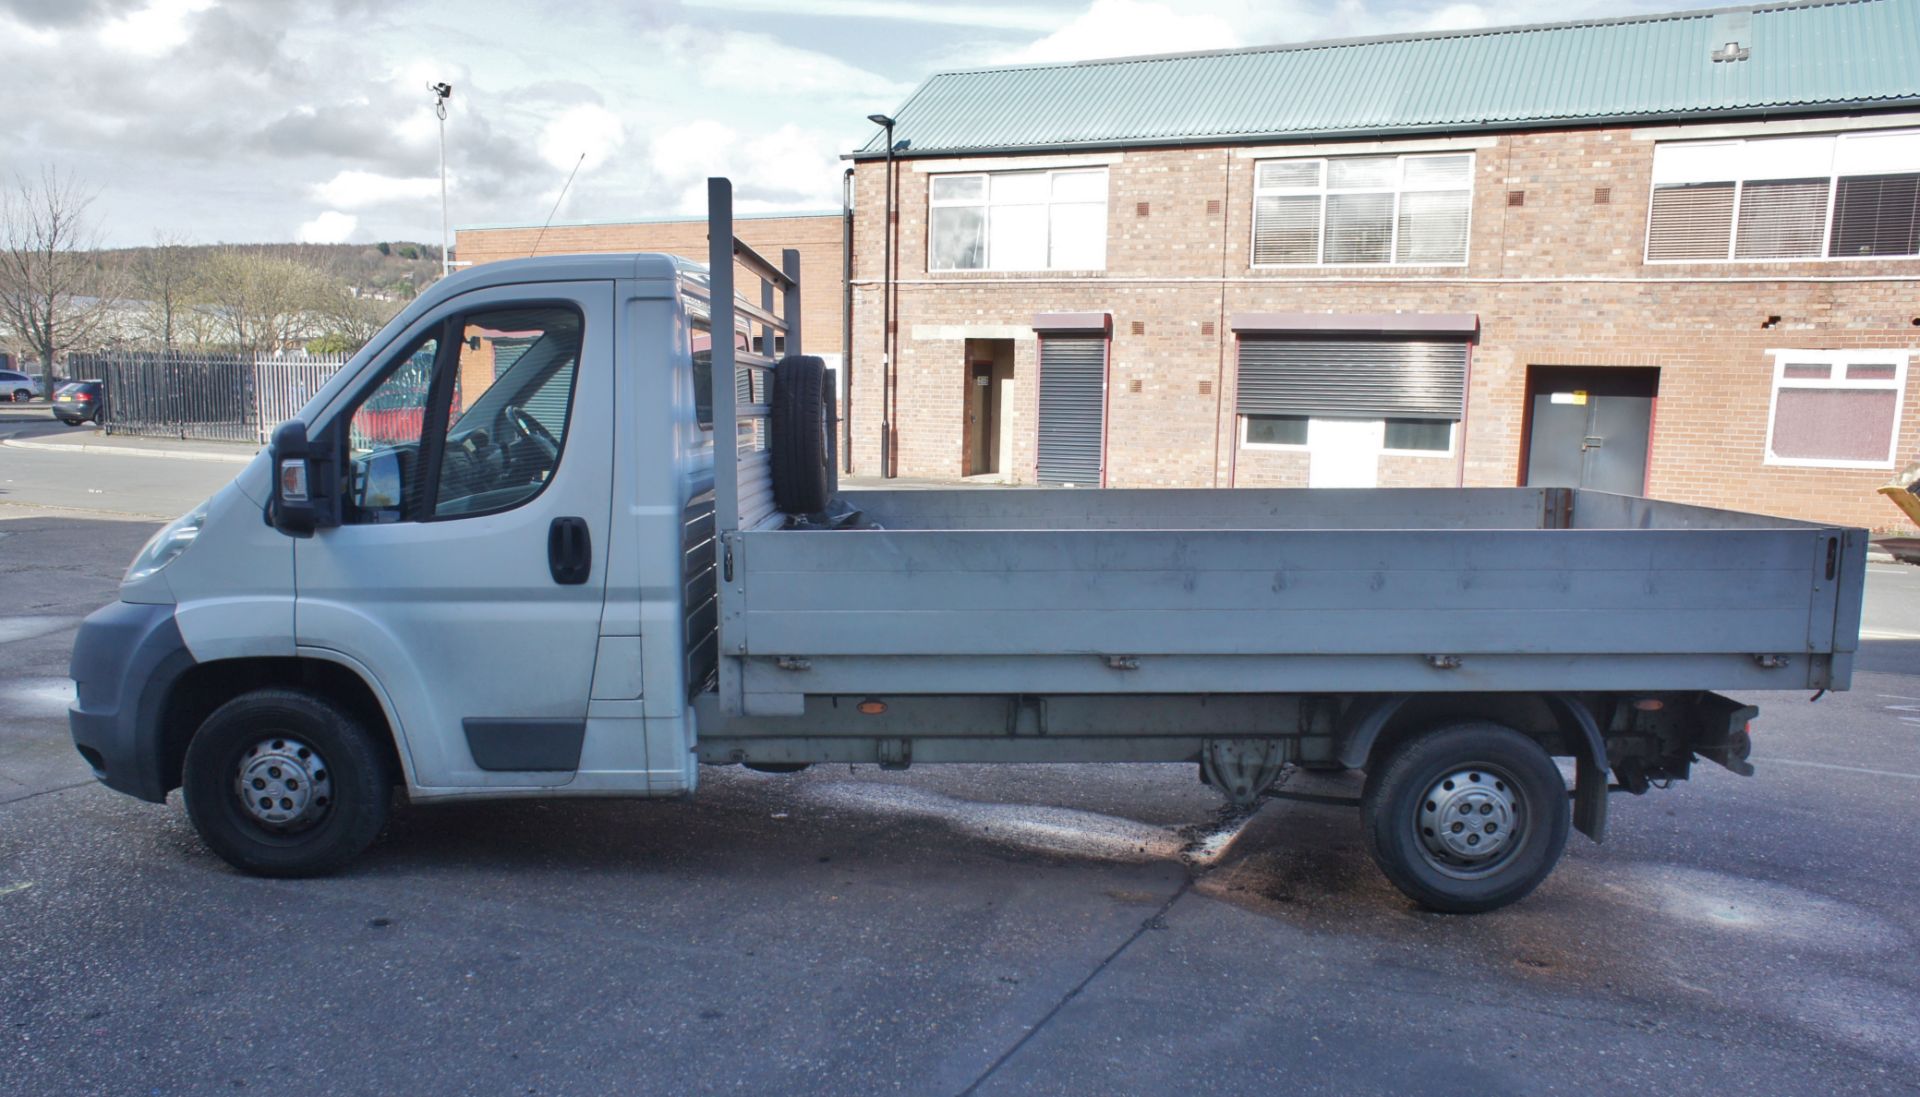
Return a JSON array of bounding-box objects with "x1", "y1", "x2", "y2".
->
[{"x1": 70, "y1": 179, "x2": 1867, "y2": 912}]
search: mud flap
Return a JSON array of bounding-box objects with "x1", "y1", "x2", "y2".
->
[{"x1": 1545, "y1": 694, "x2": 1609, "y2": 843}]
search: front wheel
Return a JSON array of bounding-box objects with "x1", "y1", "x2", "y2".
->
[
  {"x1": 1360, "y1": 722, "x2": 1569, "y2": 913},
  {"x1": 182, "y1": 688, "x2": 393, "y2": 877},
  {"x1": 11, "y1": 389, "x2": 29, "y2": 403}
]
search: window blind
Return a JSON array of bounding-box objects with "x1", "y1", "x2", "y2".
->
[{"x1": 1647, "y1": 183, "x2": 1734, "y2": 260}]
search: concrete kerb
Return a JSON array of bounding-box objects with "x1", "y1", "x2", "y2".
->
[{"x1": 2, "y1": 436, "x2": 257, "y2": 465}]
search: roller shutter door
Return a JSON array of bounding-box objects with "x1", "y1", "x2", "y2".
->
[
  {"x1": 1036, "y1": 336, "x2": 1106, "y2": 486},
  {"x1": 1236, "y1": 338, "x2": 1467, "y2": 420}
]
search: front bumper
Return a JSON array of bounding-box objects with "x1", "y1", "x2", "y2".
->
[{"x1": 68, "y1": 601, "x2": 195, "y2": 803}]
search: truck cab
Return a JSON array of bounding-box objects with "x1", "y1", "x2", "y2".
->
[{"x1": 70, "y1": 248, "x2": 758, "y2": 870}]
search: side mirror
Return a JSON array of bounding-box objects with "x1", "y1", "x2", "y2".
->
[
  {"x1": 268, "y1": 419, "x2": 338, "y2": 536},
  {"x1": 351, "y1": 449, "x2": 407, "y2": 520}
]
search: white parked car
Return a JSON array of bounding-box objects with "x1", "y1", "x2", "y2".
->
[{"x1": 1, "y1": 369, "x2": 45, "y2": 402}]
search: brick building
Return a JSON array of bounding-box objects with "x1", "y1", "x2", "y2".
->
[
  {"x1": 847, "y1": 0, "x2": 1920, "y2": 531},
  {"x1": 455, "y1": 211, "x2": 848, "y2": 374}
]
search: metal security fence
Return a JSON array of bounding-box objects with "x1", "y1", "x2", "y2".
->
[
  {"x1": 72, "y1": 352, "x2": 348, "y2": 444},
  {"x1": 256, "y1": 357, "x2": 345, "y2": 432}
]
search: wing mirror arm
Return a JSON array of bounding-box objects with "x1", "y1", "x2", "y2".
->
[{"x1": 268, "y1": 419, "x2": 340, "y2": 536}]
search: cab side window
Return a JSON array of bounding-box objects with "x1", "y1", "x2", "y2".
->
[
  {"x1": 340, "y1": 305, "x2": 583, "y2": 523},
  {"x1": 434, "y1": 307, "x2": 581, "y2": 517}
]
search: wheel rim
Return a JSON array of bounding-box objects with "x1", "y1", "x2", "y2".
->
[
  {"x1": 232, "y1": 736, "x2": 334, "y2": 832},
  {"x1": 1414, "y1": 764, "x2": 1526, "y2": 879}
]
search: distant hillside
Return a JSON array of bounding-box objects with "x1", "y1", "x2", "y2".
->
[{"x1": 93, "y1": 241, "x2": 445, "y2": 300}]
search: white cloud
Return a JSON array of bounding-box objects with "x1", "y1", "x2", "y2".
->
[
  {"x1": 1419, "y1": 3, "x2": 1499, "y2": 30},
  {"x1": 650, "y1": 120, "x2": 847, "y2": 214},
  {"x1": 295, "y1": 210, "x2": 357, "y2": 244},
  {"x1": 98, "y1": 0, "x2": 214, "y2": 57},
  {"x1": 311, "y1": 170, "x2": 441, "y2": 210},
  {"x1": 1003, "y1": 0, "x2": 1240, "y2": 63},
  {"x1": 652, "y1": 26, "x2": 914, "y2": 103},
  {"x1": 537, "y1": 103, "x2": 625, "y2": 173},
  {"x1": 683, "y1": 0, "x2": 1060, "y2": 30}
]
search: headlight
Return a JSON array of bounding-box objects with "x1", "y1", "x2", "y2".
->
[{"x1": 125, "y1": 502, "x2": 209, "y2": 583}]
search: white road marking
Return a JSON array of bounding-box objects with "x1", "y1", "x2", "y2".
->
[
  {"x1": 1762, "y1": 757, "x2": 1920, "y2": 781},
  {"x1": 1859, "y1": 628, "x2": 1920, "y2": 640}
]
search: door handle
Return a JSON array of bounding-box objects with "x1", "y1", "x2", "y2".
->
[
  {"x1": 1580, "y1": 436, "x2": 1605, "y2": 451},
  {"x1": 548, "y1": 517, "x2": 591, "y2": 585}
]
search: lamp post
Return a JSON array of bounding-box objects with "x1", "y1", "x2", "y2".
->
[
  {"x1": 867, "y1": 112, "x2": 896, "y2": 478},
  {"x1": 431, "y1": 82, "x2": 453, "y2": 277}
]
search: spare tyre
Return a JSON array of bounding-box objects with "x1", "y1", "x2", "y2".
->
[{"x1": 771, "y1": 354, "x2": 836, "y2": 514}]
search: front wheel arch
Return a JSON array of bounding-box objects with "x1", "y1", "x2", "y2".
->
[{"x1": 159, "y1": 656, "x2": 403, "y2": 796}]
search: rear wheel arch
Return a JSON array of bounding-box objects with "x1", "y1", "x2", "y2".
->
[
  {"x1": 159, "y1": 656, "x2": 406, "y2": 795},
  {"x1": 1340, "y1": 694, "x2": 1563, "y2": 769},
  {"x1": 1339, "y1": 692, "x2": 1610, "y2": 841}
]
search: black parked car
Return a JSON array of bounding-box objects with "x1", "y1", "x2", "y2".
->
[{"x1": 51, "y1": 380, "x2": 103, "y2": 425}]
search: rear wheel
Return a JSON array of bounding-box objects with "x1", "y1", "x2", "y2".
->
[
  {"x1": 182, "y1": 688, "x2": 393, "y2": 877},
  {"x1": 11, "y1": 388, "x2": 28, "y2": 403},
  {"x1": 1360, "y1": 722, "x2": 1569, "y2": 913}
]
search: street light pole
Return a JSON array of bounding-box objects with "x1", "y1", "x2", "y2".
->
[
  {"x1": 431, "y1": 82, "x2": 453, "y2": 277},
  {"x1": 866, "y1": 113, "x2": 896, "y2": 478}
]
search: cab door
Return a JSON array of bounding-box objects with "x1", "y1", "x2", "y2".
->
[{"x1": 295, "y1": 282, "x2": 615, "y2": 789}]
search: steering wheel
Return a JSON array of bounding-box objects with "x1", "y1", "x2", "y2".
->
[{"x1": 506, "y1": 404, "x2": 559, "y2": 455}]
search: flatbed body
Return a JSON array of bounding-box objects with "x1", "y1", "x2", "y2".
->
[{"x1": 713, "y1": 487, "x2": 1862, "y2": 719}]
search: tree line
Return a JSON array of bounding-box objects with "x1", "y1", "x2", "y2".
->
[{"x1": 0, "y1": 168, "x2": 444, "y2": 392}]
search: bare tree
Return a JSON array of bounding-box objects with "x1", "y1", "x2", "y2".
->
[
  {"x1": 312, "y1": 280, "x2": 399, "y2": 353},
  {"x1": 0, "y1": 168, "x2": 118, "y2": 393},
  {"x1": 130, "y1": 232, "x2": 200, "y2": 353},
  {"x1": 201, "y1": 248, "x2": 327, "y2": 358}
]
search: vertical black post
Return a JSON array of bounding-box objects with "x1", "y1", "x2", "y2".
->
[
  {"x1": 880, "y1": 119, "x2": 895, "y2": 478},
  {"x1": 841, "y1": 167, "x2": 854, "y2": 473}
]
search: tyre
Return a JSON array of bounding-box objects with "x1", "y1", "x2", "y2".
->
[
  {"x1": 181, "y1": 688, "x2": 393, "y2": 877},
  {"x1": 11, "y1": 389, "x2": 28, "y2": 403},
  {"x1": 1360, "y1": 722, "x2": 1569, "y2": 913},
  {"x1": 770, "y1": 354, "x2": 834, "y2": 515}
]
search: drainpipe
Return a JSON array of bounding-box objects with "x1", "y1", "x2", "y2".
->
[
  {"x1": 841, "y1": 166, "x2": 855, "y2": 474},
  {"x1": 868, "y1": 113, "x2": 897, "y2": 478}
]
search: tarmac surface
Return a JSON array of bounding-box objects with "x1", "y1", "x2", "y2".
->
[{"x1": 3, "y1": 412, "x2": 1918, "y2": 1095}]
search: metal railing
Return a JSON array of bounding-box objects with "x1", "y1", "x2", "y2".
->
[{"x1": 71, "y1": 351, "x2": 348, "y2": 444}]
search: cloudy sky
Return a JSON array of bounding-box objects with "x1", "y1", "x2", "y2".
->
[{"x1": 5, "y1": 0, "x2": 1685, "y2": 248}]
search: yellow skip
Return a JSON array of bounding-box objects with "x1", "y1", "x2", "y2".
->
[{"x1": 1881, "y1": 460, "x2": 1920, "y2": 527}]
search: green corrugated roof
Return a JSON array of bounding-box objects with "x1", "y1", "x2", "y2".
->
[{"x1": 850, "y1": 0, "x2": 1920, "y2": 159}]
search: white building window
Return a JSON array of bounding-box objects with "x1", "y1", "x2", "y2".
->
[
  {"x1": 1764, "y1": 349, "x2": 1909, "y2": 469},
  {"x1": 1251, "y1": 153, "x2": 1473, "y2": 267},
  {"x1": 1647, "y1": 130, "x2": 1920, "y2": 262},
  {"x1": 928, "y1": 169, "x2": 1107, "y2": 272}
]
